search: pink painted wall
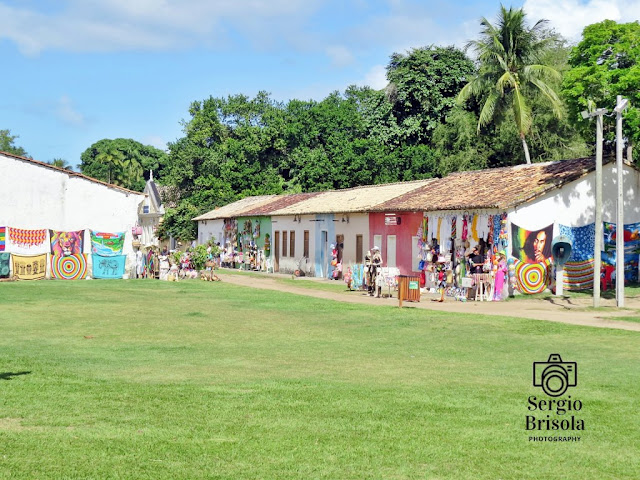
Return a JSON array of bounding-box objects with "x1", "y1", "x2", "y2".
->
[{"x1": 369, "y1": 212, "x2": 423, "y2": 275}]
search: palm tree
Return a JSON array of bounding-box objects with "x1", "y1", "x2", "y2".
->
[
  {"x1": 95, "y1": 149, "x2": 125, "y2": 185},
  {"x1": 457, "y1": 5, "x2": 563, "y2": 164},
  {"x1": 47, "y1": 158, "x2": 74, "y2": 171}
]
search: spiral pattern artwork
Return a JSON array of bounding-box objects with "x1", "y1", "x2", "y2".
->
[
  {"x1": 50, "y1": 254, "x2": 88, "y2": 280},
  {"x1": 514, "y1": 260, "x2": 550, "y2": 294}
]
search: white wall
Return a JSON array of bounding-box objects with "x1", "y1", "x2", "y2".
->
[
  {"x1": 0, "y1": 154, "x2": 144, "y2": 264},
  {"x1": 333, "y1": 213, "x2": 369, "y2": 265},
  {"x1": 271, "y1": 215, "x2": 300, "y2": 273},
  {"x1": 197, "y1": 219, "x2": 224, "y2": 246},
  {"x1": 510, "y1": 163, "x2": 640, "y2": 230}
]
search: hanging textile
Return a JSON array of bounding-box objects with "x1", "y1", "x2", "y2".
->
[
  {"x1": 470, "y1": 214, "x2": 479, "y2": 242},
  {"x1": 436, "y1": 217, "x2": 443, "y2": 244},
  {"x1": 476, "y1": 214, "x2": 490, "y2": 243},
  {"x1": 603, "y1": 221, "x2": 640, "y2": 253},
  {"x1": 0, "y1": 252, "x2": 10, "y2": 278},
  {"x1": 511, "y1": 223, "x2": 553, "y2": 264},
  {"x1": 461, "y1": 216, "x2": 468, "y2": 242},
  {"x1": 601, "y1": 250, "x2": 639, "y2": 283},
  {"x1": 8, "y1": 228, "x2": 48, "y2": 254},
  {"x1": 451, "y1": 216, "x2": 457, "y2": 240},
  {"x1": 0, "y1": 227, "x2": 5, "y2": 251},
  {"x1": 487, "y1": 215, "x2": 495, "y2": 244},
  {"x1": 11, "y1": 253, "x2": 47, "y2": 280},
  {"x1": 492, "y1": 214, "x2": 502, "y2": 246},
  {"x1": 351, "y1": 264, "x2": 365, "y2": 290},
  {"x1": 90, "y1": 230, "x2": 125, "y2": 256},
  {"x1": 92, "y1": 254, "x2": 126, "y2": 279},
  {"x1": 50, "y1": 254, "x2": 88, "y2": 280},
  {"x1": 50, "y1": 230, "x2": 85, "y2": 256},
  {"x1": 558, "y1": 224, "x2": 595, "y2": 262},
  {"x1": 422, "y1": 216, "x2": 428, "y2": 243},
  {"x1": 562, "y1": 260, "x2": 595, "y2": 291},
  {"x1": 514, "y1": 259, "x2": 551, "y2": 294}
]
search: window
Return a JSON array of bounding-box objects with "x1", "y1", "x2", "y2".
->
[
  {"x1": 304, "y1": 230, "x2": 310, "y2": 258},
  {"x1": 282, "y1": 231, "x2": 288, "y2": 258},
  {"x1": 290, "y1": 231, "x2": 295, "y2": 258}
]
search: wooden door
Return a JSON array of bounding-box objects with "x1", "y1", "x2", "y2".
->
[{"x1": 274, "y1": 231, "x2": 280, "y2": 272}]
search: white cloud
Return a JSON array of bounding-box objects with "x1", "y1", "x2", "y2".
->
[
  {"x1": 326, "y1": 45, "x2": 355, "y2": 68},
  {"x1": 57, "y1": 96, "x2": 85, "y2": 127},
  {"x1": 363, "y1": 65, "x2": 388, "y2": 90},
  {"x1": 141, "y1": 135, "x2": 168, "y2": 151},
  {"x1": 523, "y1": 0, "x2": 640, "y2": 41},
  {"x1": 0, "y1": 0, "x2": 319, "y2": 55}
]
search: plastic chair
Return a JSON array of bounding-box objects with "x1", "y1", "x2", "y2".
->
[{"x1": 601, "y1": 265, "x2": 615, "y2": 291}]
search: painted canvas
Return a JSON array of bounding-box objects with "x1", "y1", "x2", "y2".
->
[
  {"x1": 604, "y1": 221, "x2": 640, "y2": 254},
  {"x1": 8, "y1": 228, "x2": 48, "y2": 254}
]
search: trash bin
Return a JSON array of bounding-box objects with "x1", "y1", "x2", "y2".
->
[{"x1": 397, "y1": 275, "x2": 421, "y2": 307}]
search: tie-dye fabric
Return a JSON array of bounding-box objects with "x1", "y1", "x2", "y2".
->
[
  {"x1": 0, "y1": 252, "x2": 10, "y2": 278},
  {"x1": 558, "y1": 224, "x2": 596, "y2": 262}
]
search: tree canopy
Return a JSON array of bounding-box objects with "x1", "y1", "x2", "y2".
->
[
  {"x1": 0, "y1": 129, "x2": 29, "y2": 158},
  {"x1": 80, "y1": 138, "x2": 169, "y2": 191},
  {"x1": 562, "y1": 20, "x2": 640, "y2": 159}
]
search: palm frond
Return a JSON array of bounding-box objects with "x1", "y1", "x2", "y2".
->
[{"x1": 512, "y1": 87, "x2": 532, "y2": 136}]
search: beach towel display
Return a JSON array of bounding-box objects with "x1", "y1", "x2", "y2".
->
[
  {"x1": 11, "y1": 253, "x2": 47, "y2": 280},
  {"x1": 90, "y1": 230, "x2": 125, "y2": 256},
  {"x1": 604, "y1": 221, "x2": 640, "y2": 253},
  {"x1": 50, "y1": 254, "x2": 88, "y2": 280},
  {"x1": 601, "y1": 250, "x2": 639, "y2": 283},
  {"x1": 0, "y1": 227, "x2": 5, "y2": 251},
  {"x1": 92, "y1": 254, "x2": 126, "y2": 279},
  {"x1": 562, "y1": 260, "x2": 595, "y2": 291},
  {"x1": 558, "y1": 224, "x2": 595, "y2": 262},
  {"x1": 514, "y1": 259, "x2": 551, "y2": 294},
  {"x1": 0, "y1": 252, "x2": 10, "y2": 278},
  {"x1": 50, "y1": 230, "x2": 85, "y2": 256},
  {"x1": 511, "y1": 223, "x2": 553, "y2": 264},
  {"x1": 8, "y1": 227, "x2": 48, "y2": 254}
]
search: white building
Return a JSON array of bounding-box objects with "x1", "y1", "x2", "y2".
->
[{"x1": 0, "y1": 151, "x2": 146, "y2": 273}]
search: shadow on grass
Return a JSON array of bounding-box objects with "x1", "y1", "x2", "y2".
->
[{"x1": 0, "y1": 371, "x2": 31, "y2": 381}]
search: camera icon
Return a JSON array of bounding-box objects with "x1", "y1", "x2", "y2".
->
[{"x1": 532, "y1": 354, "x2": 577, "y2": 397}]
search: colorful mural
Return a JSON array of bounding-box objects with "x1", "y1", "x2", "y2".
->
[{"x1": 511, "y1": 223, "x2": 553, "y2": 264}]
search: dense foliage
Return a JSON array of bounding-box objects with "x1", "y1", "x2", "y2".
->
[
  {"x1": 562, "y1": 20, "x2": 640, "y2": 159},
  {"x1": 79, "y1": 138, "x2": 169, "y2": 191},
  {"x1": 0, "y1": 129, "x2": 29, "y2": 158}
]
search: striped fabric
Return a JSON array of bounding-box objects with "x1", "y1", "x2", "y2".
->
[
  {"x1": 562, "y1": 260, "x2": 595, "y2": 291},
  {"x1": 0, "y1": 227, "x2": 5, "y2": 251}
]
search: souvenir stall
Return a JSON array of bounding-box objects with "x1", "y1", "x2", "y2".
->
[{"x1": 236, "y1": 217, "x2": 269, "y2": 271}]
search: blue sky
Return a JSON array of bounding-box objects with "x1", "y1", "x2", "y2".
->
[{"x1": 1, "y1": 0, "x2": 637, "y2": 169}]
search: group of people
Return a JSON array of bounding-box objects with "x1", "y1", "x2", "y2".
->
[{"x1": 467, "y1": 244, "x2": 508, "y2": 301}]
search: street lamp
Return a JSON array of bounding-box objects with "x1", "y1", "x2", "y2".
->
[{"x1": 581, "y1": 107, "x2": 607, "y2": 308}]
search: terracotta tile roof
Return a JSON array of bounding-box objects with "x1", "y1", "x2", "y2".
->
[
  {"x1": 240, "y1": 192, "x2": 321, "y2": 216},
  {"x1": 270, "y1": 179, "x2": 434, "y2": 215},
  {"x1": 373, "y1": 157, "x2": 605, "y2": 212},
  {"x1": 192, "y1": 195, "x2": 277, "y2": 220}
]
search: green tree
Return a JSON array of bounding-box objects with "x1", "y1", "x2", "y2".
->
[
  {"x1": 562, "y1": 20, "x2": 640, "y2": 161},
  {"x1": 386, "y1": 46, "x2": 475, "y2": 145},
  {"x1": 80, "y1": 138, "x2": 168, "y2": 190},
  {"x1": 458, "y1": 6, "x2": 563, "y2": 164},
  {"x1": 0, "y1": 129, "x2": 29, "y2": 157}
]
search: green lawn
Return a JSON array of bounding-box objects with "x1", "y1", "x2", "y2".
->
[{"x1": 1, "y1": 280, "x2": 639, "y2": 479}]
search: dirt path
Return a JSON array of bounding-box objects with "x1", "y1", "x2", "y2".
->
[{"x1": 215, "y1": 271, "x2": 640, "y2": 332}]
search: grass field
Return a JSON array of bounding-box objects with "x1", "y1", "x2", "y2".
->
[{"x1": 1, "y1": 280, "x2": 639, "y2": 479}]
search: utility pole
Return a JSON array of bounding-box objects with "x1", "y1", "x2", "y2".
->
[
  {"x1": 581, "y1": 107, "x2": 608, "y2": 308},
  {"x1": 614, "y1": 96, "x2": 629, "y2": 307}
]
